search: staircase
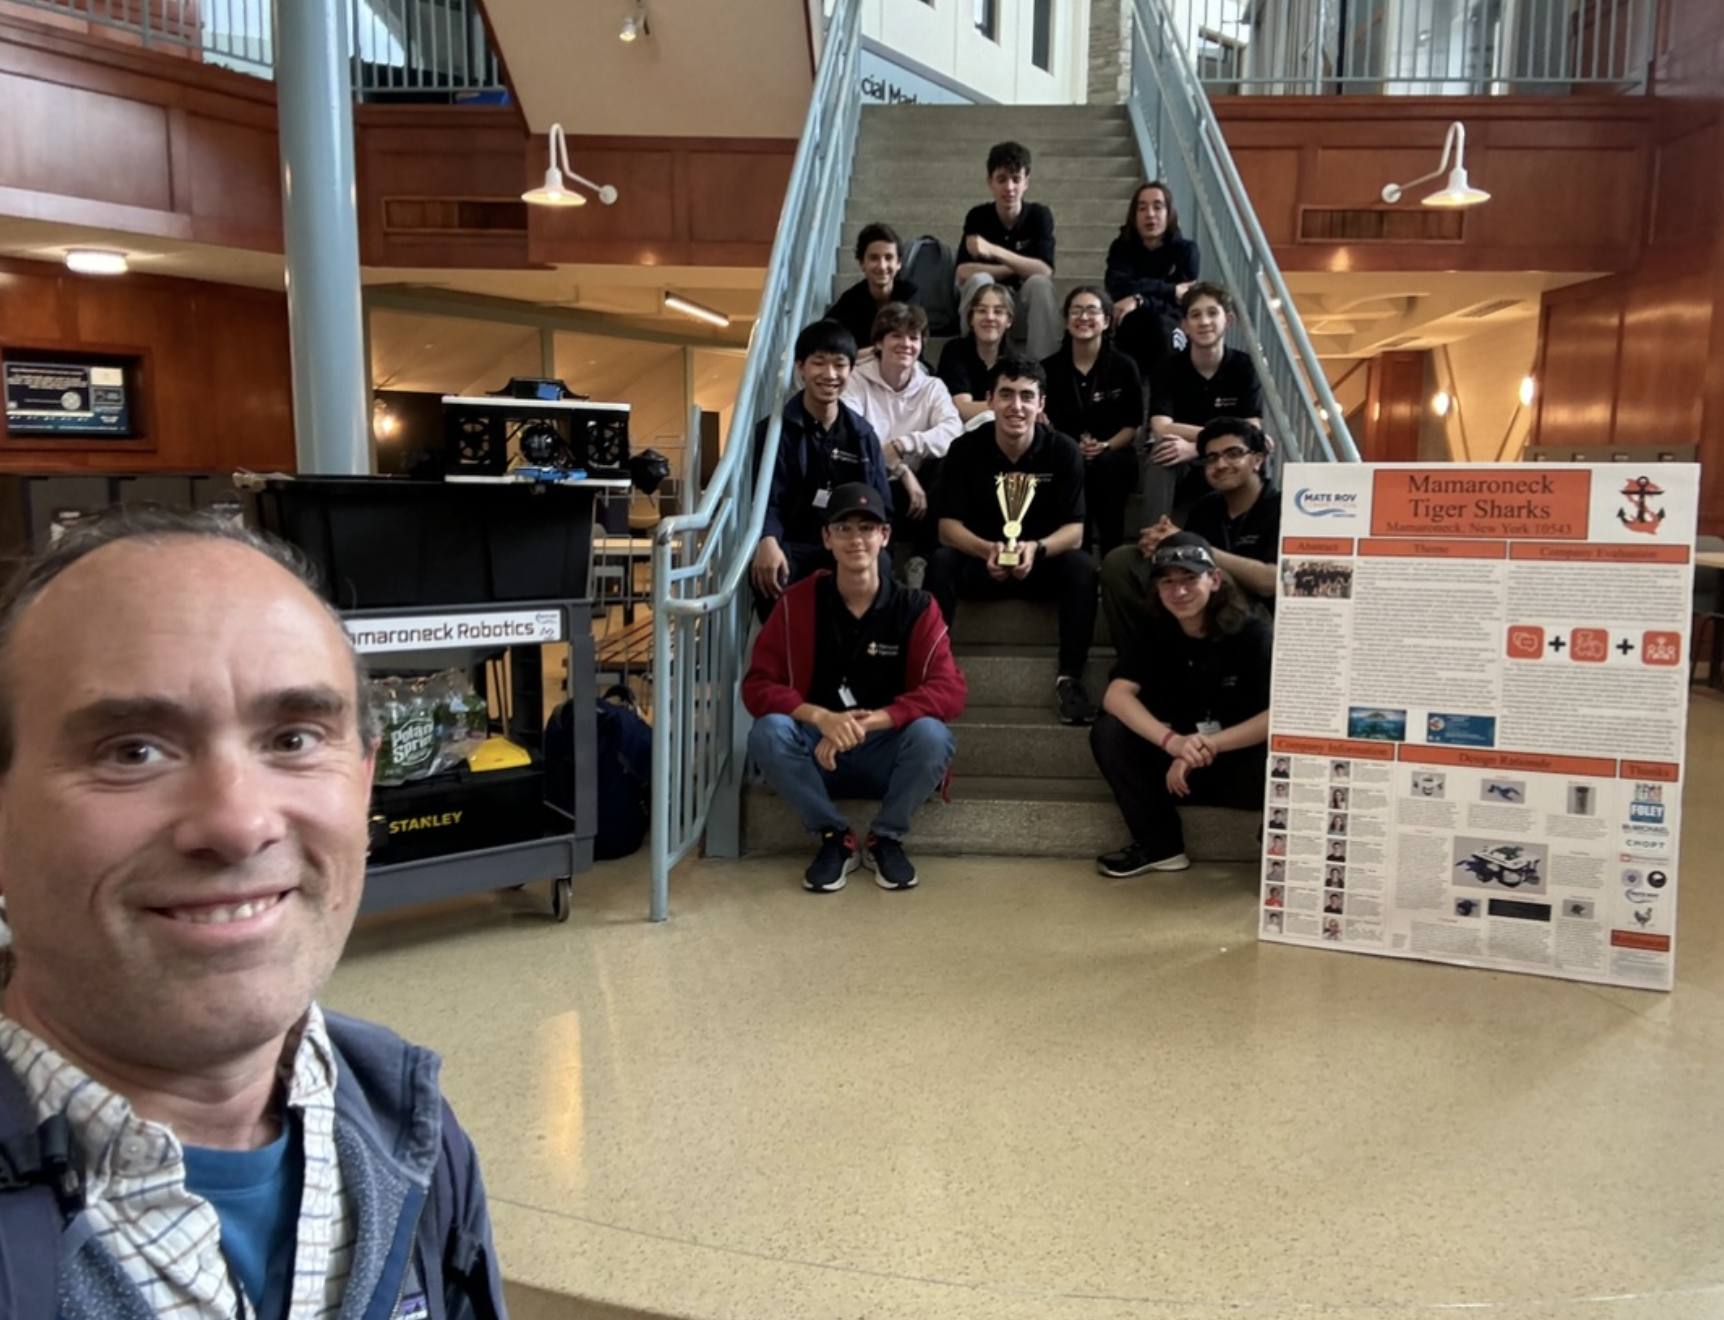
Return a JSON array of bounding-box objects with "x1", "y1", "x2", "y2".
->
[
  {"x1": 744, "y1": 102, "x2": 1260, "y2": 866},
  {"x1": 835, "y1": 102, "x2": 1142, "y2": 312}
]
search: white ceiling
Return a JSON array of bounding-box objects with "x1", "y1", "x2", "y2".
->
[{"x1": 482, "y1": 0, "x2": 816, "y2": 138}]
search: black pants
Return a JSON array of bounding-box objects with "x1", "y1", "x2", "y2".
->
[
  {"x1": 1115, "y1": 307, "x2": 1173, "y2": 386},
  {"x1": 890, "y1": 457, "x2": 943, "y2": 558},
  {"x1": 1089, "y1": 711, "x2": 1266, "y2": 857},
  {"x1": 1084, "y1": 444, "x2": 1137, "y2": 555},
  {"x1": 925, "y1": 545, "x2": 1098, "y2": 677}
]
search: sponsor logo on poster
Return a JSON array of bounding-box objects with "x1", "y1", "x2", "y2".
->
[
  {"x1": 1425, "y1": 713, "x2": 1497, "y2": 747},
  {"x1": 1629, "y1": 801, "x2": 1666, "y2": 824}
]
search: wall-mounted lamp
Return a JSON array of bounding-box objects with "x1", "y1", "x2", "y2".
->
[
  {"x1": 664, "y1": 292, "x2": 730, "y2": 327},
  {"x1": 64, "y1": 248, "x2": 129, "y2": 275},
  {"x1": 1518, "y1": 375, "x2": 1537, "y2": 408},
  {"x1": 619, "y1": 3, "x2": 649, "y2": 41},
  {"x1": 1431, "y1": 390, "x2": 1453, "y2": 417},
  {"x1": 522, "y1": 123, "x2": 619, "y2": 208},
  {"x1": 1381, "y1": 121, "x2": 1490, "y2": 209}
]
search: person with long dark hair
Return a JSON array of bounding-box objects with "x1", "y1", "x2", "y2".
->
[
  {"x1": 1105, "y1": 181, "x2": 1200, "y2": 383},
  {"x1": 936, "y1": 283, "x2": 1015, "y2": 422},
  {"x1": 1089, "y1": 531, "x2": 1271, "y2": 876},
  {"x1": 1040, "y1": 285, "x2": 1143, "y2": 555}
]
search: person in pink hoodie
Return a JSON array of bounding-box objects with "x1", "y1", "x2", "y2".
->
[{"x1": 842, "y1": 302, "x2": 962, "y2": 582}]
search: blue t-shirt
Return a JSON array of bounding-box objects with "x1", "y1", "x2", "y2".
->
[{"x1": 184, "y1": 1120, "x2": 303, "y2": 1319}]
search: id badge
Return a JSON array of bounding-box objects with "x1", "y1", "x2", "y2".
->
[
  {"x1": 1196, "y1": 718, "x2": 1222, "y2": 737},
  {"x1": 837, "y1": 683, "x2": 859, "y2": 709},
  {"x1": 813, "y1": 487, "x2": 831, "y2": 509}
]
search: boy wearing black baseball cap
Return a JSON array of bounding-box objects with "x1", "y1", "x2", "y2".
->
[
  {"x1": 1088, "y1": 531, "x2": 1272, "y2": 876},
  {"x1": 743, "y1": 483, "x2": 968, "y2": 892}
]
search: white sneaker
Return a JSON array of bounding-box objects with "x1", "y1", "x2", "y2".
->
[{"x1": 905, "y1": 556, "x2": 928, "y2": 590}]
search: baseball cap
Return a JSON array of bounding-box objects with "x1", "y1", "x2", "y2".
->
[
  {"x1": 1149, "y1": 531, "x2": 1218, "y2": 577},
  {"x1": 825, "y1": 482, "x2": 889, "y2": 525}
]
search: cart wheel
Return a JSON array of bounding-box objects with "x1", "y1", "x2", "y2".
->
[{"x1": 552, "y1": 877, "x2": 572, "y2": 923}]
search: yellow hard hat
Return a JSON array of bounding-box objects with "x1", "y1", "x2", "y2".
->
[{"x1": 468, "y1": 736, "x2": 532, "y2": 772}]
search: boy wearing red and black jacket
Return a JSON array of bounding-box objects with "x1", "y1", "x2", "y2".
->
[{"x1": 744, "y1": 483, "x2": 967, "y2": 893}]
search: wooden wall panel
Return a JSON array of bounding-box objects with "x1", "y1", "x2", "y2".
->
[
  {"x1": 1216, "y1": 98, "x2": 1654, "y2": 273},
  {"x1": 525, "y1": 134, "x2": 795, "y2": 268},
  {"x1": 0, "y1": 256, "x2": 295, "y2": 473},
  {"x1": 1612, "y1": 272, "x2": 1711, "y2": 443},
  {"x1": 1532, "y1": 292, "x2": 1623, "y2": 452},
  {"x1": 181, "y1": 114, "x2": 282, "y2": 238},
  {"x1": 0, "y1": 72, "x2": 174, "y2": 211}
]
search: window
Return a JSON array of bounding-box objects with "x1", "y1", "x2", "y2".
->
[
  {"x1": 974, "y1": 0, "x2": 998, "y2": 41},
  {"x1": 1032, "y1": 0, "x2": 1052, "y2": 69}
]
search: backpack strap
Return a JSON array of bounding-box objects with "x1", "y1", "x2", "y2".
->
[
  {"x1": 417, "y1": 1098, "x2": 502, "y2": 1320},
  {"x1": 0, "y1": 1064, "x2": 83, "y2": 1320}
]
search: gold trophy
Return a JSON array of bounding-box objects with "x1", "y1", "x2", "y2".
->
[{"x1": 994, "y1": 472, "x2": 1038, "y2": 567}]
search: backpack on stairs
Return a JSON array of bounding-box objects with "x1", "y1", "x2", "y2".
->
[{"x1": 903, "y1": 235, "x2": 960, "y2": 336}]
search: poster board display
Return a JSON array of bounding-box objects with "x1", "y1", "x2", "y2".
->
[{"x1": 1259, "y1": 463, "x2": 1697, "y2": 992}]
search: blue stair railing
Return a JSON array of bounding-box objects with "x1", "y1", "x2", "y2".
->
[{"x1": 645, "y1": 0, "x2": 863, "y2": 920}]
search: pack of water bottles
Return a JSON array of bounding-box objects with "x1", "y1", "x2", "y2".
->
[{"x1": 370, "y1": 668, "x2": 491, "y2": 786}]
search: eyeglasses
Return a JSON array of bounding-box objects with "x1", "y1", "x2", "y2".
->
[
  {"x1": 1068, "y1": 306, "x2": 1106, "y2": 320},
  {"x1": 1202, "y1": 445, "x2": 1253, "y2": 467},
  {"x1": 829, "y1": 520, "x2": 884, "y2": 539}
]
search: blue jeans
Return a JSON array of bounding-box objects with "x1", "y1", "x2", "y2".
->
[{"x1": 748, "y1": 714, "x2": 956, "y2": 840}]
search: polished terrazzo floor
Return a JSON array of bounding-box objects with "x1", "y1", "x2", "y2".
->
[{"x1": 326, "y1": 691, "x2": 1724, "y2": 1320}]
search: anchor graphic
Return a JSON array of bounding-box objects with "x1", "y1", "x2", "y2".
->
[{"x1": 1616, "y1": 475, "x2": 1667, "y2": 536}]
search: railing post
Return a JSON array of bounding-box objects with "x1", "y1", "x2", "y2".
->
[{"x1": 275, "y1": 0, "x2": 371, "y2": 475}]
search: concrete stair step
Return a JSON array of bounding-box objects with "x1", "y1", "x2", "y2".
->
[
  {"x1": 858, "y1": 132, "x2": 1139, "y2": 159},
  {"x1": 860, "y1": 104, "x2": 1133, "y2": 131},
  {"x1": 851, "y1": 157, "x2": 1144, "y2": 188},
  {"x1": 741, "y1": 777, "x2": 1262, "y2": 862},
  {"x1": 950, "y1": 703, "x2": 1097, "y2": 779},
  {"x1": 840, "y1": 219, "x2": 1123, "y2": 252},
  {"x1": 827, "y1": 267, "x2": 1117, "y2": 306},
  {"x1": 948, "y1": 597, "x2": 1115, "y2": 649},
  {"x1": 844, "y1": 198, "x2": 1129, "y2": 228},
  {"x1": 951, "y1": 645, "x2": 1113, "y2": 708}
]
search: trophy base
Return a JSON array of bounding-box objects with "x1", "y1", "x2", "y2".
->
[{"x1": 997, "y1": 545, "x2": 1023, "y2": 567}]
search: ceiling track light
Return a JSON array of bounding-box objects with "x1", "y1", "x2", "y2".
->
[
  {"x1": 64, "y1": 248, "x2": 129, "y2": 275},
  {"x1": 1381, "y1": 121, "x2": 1491, "y2": 209},
  {"x1": 663, "y1": 292, "x2": 730, "y2": 327},
  {"x1": 619, "y1": 3, "x2": 649, "y2": 41},
  {"x1": 522, "y1": 123, "x2": 619, "y2": 209}
]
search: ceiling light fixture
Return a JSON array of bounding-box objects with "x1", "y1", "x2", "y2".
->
[
  {"x1": 619, "y1": 3, "x2": 649, "y2": 41},
  {"x1": 663, "y1": 292, "x2": 730, "y2": 327},
  {"x1": 522, "y1": 123, "x2": 619, "y2": 208},
  {"x1": 64, "y1": 248, "x2": 129, "y2": 275},
  {"x1": 1381, "y1": 121, "x2": 1491, "y2": 209}
]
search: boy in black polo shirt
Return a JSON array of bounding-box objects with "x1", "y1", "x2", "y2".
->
[
  {"x1": 1144, "y1": 282, "x2": 1265, "y2": 521},
  {"x1": 1101, "y1": 417, "x2": 1280, "y2": 657},
  {"x1": 744, "y1": 484, "x2": 967, "y2": 892},
  {"x1": 955, "y1": 142, "x2": 1062, "y2": 361},
  {"x1": 824, "y1": 222, "x2": 919, "y2": 360},
  {"x1": 1090, "y1": 532, "x2": 1272, "y2": 876},
  {"x1": 752, "y1": 320, "x2": 894, "y2": 622},
  {"x1": 925, "y1": 355, "x2": 1099, "y2": 726}
]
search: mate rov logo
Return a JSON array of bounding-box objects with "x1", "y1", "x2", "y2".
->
[{"x1": 1293, "y1": 489, "x2": 1359, "y2": 518}]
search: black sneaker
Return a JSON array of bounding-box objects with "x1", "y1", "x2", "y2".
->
[
  {"x1": 863, "y1": 833, "x2": 919, "y2": 890},
  {"x1": 1056, "y1": 676, "x2": 1097, "y2": 726},
  {"x1": 1096, "y1": 842, "x2": 1191, "y2": 877},
  {"x1": 805, "y1": 828, "x2": 859, "y2": 892}
]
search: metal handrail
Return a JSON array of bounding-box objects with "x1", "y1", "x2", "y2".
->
[
  {"x1": 1130, "y1": 0, "x2": 1358, "y2": 464},
  {"x1": 6, "y1": 0, "x2": 505, "y2": 98},
  {"x1": 1169, "y1": 0, "x2": 1654, "y2": 96},
  {"x1": 645, "y1": 0, "x2": 862, "y2": 921}
]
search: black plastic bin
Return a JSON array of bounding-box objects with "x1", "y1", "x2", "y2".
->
[
  {"x1": 367, "y1": 763, "x2": 546, "y2": 866},
  {"x1": 255, "y1": 476, "x2": 594, "y2": 608}
]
